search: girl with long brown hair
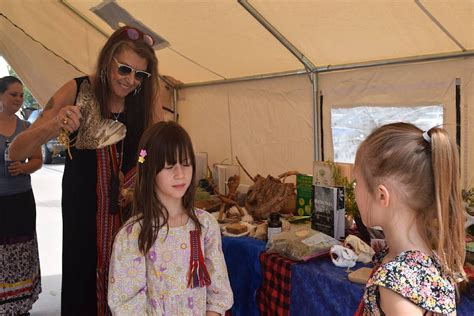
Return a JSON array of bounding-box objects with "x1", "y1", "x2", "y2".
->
[{"x1": 108, "y1": 121, "x2": 233, "y2": 315}]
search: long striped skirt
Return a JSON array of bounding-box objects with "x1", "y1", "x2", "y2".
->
[{"x1": 0, "y1": 189, "x2": 41, "y2": 314}]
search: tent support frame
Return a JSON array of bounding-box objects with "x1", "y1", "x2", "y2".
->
[
  {"x1": 238, "y1": 0, "x2": 316, "y2": 71},
  {"x1": 181, "y1": 51, "x2": 474, "y2": 162},
  {"x1": 311, "y1": 72, "x2": 321, "y2": 161},
  {"x1": 182, "y1": 50, "x2": 474, "y2": 88},
  {"x1": 173, "y1": 88, "x2": 178, "y2": 122},
  {"x1": 190, "y1": 2, "x2": 474, "y2": 162}
]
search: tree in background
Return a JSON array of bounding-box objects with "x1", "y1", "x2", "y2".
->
[{"x1": 8, "y1": 66, "x2": 40, "y2": 119}]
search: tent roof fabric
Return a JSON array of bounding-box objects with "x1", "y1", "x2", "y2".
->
[
  {"x1": 1, "y1": 1, "x2": 474, "y2": 186},
  {"x1": 1, "y1": 0, "x2": 473, "y2": 90}
]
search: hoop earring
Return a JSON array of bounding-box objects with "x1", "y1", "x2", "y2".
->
[{"x1": 133, "y1": 83, "x2": 142, "y2": 96}]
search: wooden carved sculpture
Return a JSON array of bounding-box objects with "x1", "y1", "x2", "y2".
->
[
  {"x1": 236, "y1": 157, "x2": 297, "y2": 220},
  {"x1": 202, "y1": 166, "x2": 243, "y2": 223},
  {"x1": 216, "y1": 175, "x2": 244, "y2": 223}
]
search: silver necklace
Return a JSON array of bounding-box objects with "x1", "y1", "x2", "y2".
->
[{"x1": 112, "y1": 112, "x2": 121, "y2": 121}]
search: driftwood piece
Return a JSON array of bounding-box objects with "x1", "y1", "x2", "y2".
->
[
  {"x1": 217, "y1": 175, "x2": 244, "y2": 222},
  {"x1": 236, "y1": 156, "x2": 297, "y2": 220},
  {"x1": 245, "y1": 175, "x2": 296, "y2": 220},
  {"x1": 226, "y1": 175, "x2": 240, "y2": 200},
  {"x1": 278, "y1": 171, "x2": 299, "y2": 182},
  {"x1": 235, "y1": 156, "x2": 255, "y2": 182}
]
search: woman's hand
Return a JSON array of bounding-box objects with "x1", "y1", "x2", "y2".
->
[
  {"x1": 7, "y1": 158, "x2": 41, "y2": 176},
  {"x1": 7, "y1": 161, "x2": 26, "y2": 176},
  {"x1": 55, "y1": 105, "x2": 82, "y2": 133},
  {"x1": 9, "y1": 79, "x2": 77, "y2": 161},
  {"x1": 7, "y1": 145, "x2": 43, "y2": 176}
]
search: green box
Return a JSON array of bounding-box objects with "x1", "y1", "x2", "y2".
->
[{"x1": 296, "y1": 174, "x2": 313, "y2": 216}]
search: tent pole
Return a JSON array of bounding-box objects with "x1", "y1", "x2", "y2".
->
[
  {"x1": 237, "y1": 0, "x2": 325, "y2": 161},
  {"x1": 311, "y1": 72, "x2": 321, "y2": 161},
  {"x1": 182, "y1": 51, "x2": 474, "y2": 88},
  {"x1": 60, "y1": 0, "x2": 108, "y2": 38},
  {"x1": 316, "y1": 51, "x2": 474, "y2": 73},
  {"x1": 173, "y1": 88, "x2": 178, "y2": 122},
  {"x1": 182, "y1": 69, "x2": 307, "y2": 88},
  {"x1": 414, "y1": 0, "x2": 465, "y2": 51},
  {"x1": 238, "y1": 0, "x2": 315, "y2": 71}
]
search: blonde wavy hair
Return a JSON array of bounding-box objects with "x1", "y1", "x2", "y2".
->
[{"x1": 355, "y1": 122, "x2": 465, "y2": 281}]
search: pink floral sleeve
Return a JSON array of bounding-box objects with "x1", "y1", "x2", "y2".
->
[
  {"x1": 200, "y1": 211, "x2": 234, "y2": 314},
  {"x1": 108, "y1": 222, "x2": 151, "y2": 315}
]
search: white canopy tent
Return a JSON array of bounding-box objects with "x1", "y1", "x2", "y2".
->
[{"x1": 1, "y1": 0, "x2": 473, "y2": 185}]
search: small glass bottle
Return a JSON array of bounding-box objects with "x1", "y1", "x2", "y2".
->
[
  {"x1": 267, "y1": 212, "x2": 282, "y2": 245},
  {"x1": 4, "y1": 140, "x2": 12, "y2": 177}
]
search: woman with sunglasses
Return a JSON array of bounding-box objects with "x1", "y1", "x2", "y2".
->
[{"x1": 9, "y1": 26, "x2": 164, "y2": 316}]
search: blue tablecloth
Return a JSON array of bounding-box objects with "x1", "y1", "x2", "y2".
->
[
  {"x1": 222, "y1": 237, "x2": 265, "y2": 316},
  {"x1": 222, "y1": 237, "x2": 474, "y2": 315},
  {"x1": 291, "y1": 258, "x2": 366, "y2": 316},
  {"x1": 291, "y1": 257, "x2": 474, "y2": 316}
]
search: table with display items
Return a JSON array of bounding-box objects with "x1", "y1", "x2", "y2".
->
[{"x1": 221, "y1": 236, "x2": 474, "y2": 316}]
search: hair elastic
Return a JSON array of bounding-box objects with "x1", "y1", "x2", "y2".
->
[{"x1": 422, "y1": 130, "x2": 431, "y2": 143}]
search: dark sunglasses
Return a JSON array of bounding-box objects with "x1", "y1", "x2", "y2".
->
[
  {"x1": 123, "y1": 27, "x2": 154, "y2": 47},
  {"x1": 113, "y1": 57, "x2": 151, "y2": 81}
]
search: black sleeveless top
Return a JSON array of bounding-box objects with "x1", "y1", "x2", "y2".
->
[{"x1": 60, "y1": 76, "x2": 139, "y2": 314}]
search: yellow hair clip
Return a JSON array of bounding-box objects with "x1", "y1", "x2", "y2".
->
[{"x1": 138, "y1": 149, "x2": 147, "y2": 163}]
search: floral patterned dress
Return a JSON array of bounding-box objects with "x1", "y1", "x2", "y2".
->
[
  {"x1": 108, "y1": 209, "x2": 233, "y2": 315},
  {"x1": 362, "y1": 248, "x2": 456, "y2": 315}
]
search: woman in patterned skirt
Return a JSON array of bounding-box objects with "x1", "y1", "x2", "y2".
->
[{"x1": 0, "y1": 76, "x2": 43, "y2": 315}]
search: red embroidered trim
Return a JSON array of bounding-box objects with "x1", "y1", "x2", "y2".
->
[
  {"x1": 187, "y1": 230, "x2": 211, "y2": 288},
  {"x1": 95, "y1": 145, "x2": 120, "y2": 316}
]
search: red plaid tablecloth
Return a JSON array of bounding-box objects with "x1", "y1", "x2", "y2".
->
[{"x1": 257, "y1": 252, "x2": 297, "y2": 316}]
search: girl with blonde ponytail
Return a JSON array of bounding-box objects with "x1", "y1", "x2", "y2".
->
[{"x1": 353, "y1": 122, "x2": 465, "y2": 315}]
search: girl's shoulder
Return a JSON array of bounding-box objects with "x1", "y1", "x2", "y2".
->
[
  {"x1": 384, "y1": 250, "x2": 448, "y2": 276},
  {"x1": 193, "y1": 208, "x2": 219, "y2": 228},
  {"x1": 369, "y1": 250, "x2": 456, "y2": 313},
  {"x1": 194, "y1": 208, "x2": 217, "y2": 224},
  {"x1": 118, "y1": 215, "x2": 143, "y2": 237}
]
